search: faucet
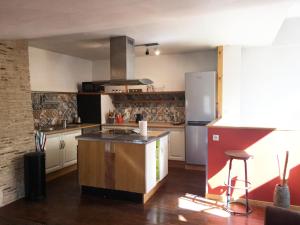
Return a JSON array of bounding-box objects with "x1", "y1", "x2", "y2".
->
[
  {"x1": 62, "y1": 119, "x2": 67, "y2": 128},
  {"x1": 172, "y1": 113, "x2": 177, "y2": 122}
]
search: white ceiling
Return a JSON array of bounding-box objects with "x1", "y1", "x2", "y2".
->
[
  {"x1": 273, "y1": 17, "x2": 300, "y2": 46},
  {"x1": 0, "y1": 0, "x2": 297, "y2": 60}
]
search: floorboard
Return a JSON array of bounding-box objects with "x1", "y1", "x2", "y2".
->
[{"x1": 0, "y1": 167, "x2": 264, "y2": 225}]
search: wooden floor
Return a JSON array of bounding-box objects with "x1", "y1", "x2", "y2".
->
[{"x1": 0, "y1": 167, "x2": 265, "y2": 225}]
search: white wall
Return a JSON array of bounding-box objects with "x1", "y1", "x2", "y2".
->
[
  {"x1": 92, "y1": 51, "x2": 217, "y2": 91},
  {"x1": 101, "y1": 95, "x2": 115, "y2": 124},
  {"x1": 92, "y1": 59, "x2": 110, "y2": 80},
  {"x1": 217, "y1": 45, "x2": 300, "y2": 129},
  {"x1": 222, "y1": 46, "x2": 241, "y2": 124},
  {"x1": 240, "y1": 46, "x2": 300, "y2": 128},
  {"x1": 29, "y1": 47, "x2": 92, "y2": 92}
]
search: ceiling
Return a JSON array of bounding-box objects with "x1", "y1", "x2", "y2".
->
[{"x1": 0, "y1": 0, "x2": 298, "y2": 60}]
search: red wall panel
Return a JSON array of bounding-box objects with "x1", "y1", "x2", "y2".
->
[{"x1": 207, "y1": 127, "x2": 300, "y2": 206}]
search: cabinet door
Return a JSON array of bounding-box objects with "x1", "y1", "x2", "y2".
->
[
  {"x1": 115, "y1": 143, "x2": 147, "y2": 193},
  {"x1": 145, "y1": 142, "x2": 156, "y2": 193},
  {"x1": 159, "y1": 135, "x2": 169, "y2": 180},
  {"x1": 169, "y1": 130, "x2": 185, "y2": 161},
  {"x1": 62, "y1": 131, "x2": 81, "y2": 167},
  {"x1": 78, "y1": 141, "x2": 105, "y2": 188},
  {"x1": 45, "y1": 135, "x2": 62, "y2": 174}
]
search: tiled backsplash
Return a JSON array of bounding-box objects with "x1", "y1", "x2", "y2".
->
[
  {"x1": 32, "y1": 92, "x2": 77, "y2": 128},
  {"x1": 114, "y1": 102, "x2": 185, "y2": 123},
  {"x1": 31, "y1": 92, "x2": 185, "y2": 126}
]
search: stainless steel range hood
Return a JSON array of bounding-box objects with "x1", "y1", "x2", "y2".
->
[{"x1": 94, "y1": 36, "x2": 153, "y2": 86}]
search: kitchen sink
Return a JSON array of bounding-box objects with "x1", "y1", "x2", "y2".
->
[
  {"x1": 40, "y1": 127, "x2": 55, "y2": 132},
  {"x1": 171, "y1": 121, "x2": 185, "y2": 126},
  {"x1": 39, "y1": 124, "x2": 80, "y2": 132},
  {"x1": 66, "y1": 124, "x2": 80, "y2": 128}
]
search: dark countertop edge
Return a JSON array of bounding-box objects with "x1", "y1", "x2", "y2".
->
[
  {"x1": 76, "y1": 131, "x2": 170, "y2": 145},
  {"x1": 37, "y1": 124, "x2": 100, "y2": 135},
  {"x1": 101, "y1": 123, "x2": 185, "y2": 129}
]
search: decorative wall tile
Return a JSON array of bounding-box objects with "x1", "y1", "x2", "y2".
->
[
  {"x1": 31, "y1": 92, "x2": 77, "y2": 128},
  {"x1": 114, "y1": 101, "x2": 185, "y2": 123}
]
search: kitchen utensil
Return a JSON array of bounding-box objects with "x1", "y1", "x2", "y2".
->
[
  {"x1": 135, "y1": 113, "x2": 143, "y2": 123},
  {"x1": 35, "y1": 132, "x2": 40, "y2": 152},
  {"x1": 132, "y1": 128, "x2": 140, "y2": 134},
  {"x1": 63, "y1": 119, "x2": 67, "y2": 128},
  {"x1": 40, "y1": 132, "x2": 46, "y2": 152},
  {"x1": 74, "y1": 116, "x2": 81, "y2": 124},
  {"x1": 107, "y1": 117, "x2": 115, "y2": 124},
  {"x1": 35, "y1": 131, "x2": 47, "y2": 152},
  {"x1": 115, "y1": 114, "x2": 124, "y2": 124}
]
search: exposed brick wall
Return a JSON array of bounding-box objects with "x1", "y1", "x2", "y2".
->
[{"x1": 0, "y1": 40, "x2": 35, "y2": 206}]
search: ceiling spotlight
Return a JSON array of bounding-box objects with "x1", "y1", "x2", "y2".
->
[
  {"x1": 154, "y1": 48, "x2": 160, "y2": 56},
  {"x1": 136, "y1": 42, "x2": 160, "y2": 56}
]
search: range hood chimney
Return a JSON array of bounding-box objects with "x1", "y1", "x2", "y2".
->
[
  {"x1": 94, "y1": 36, "x2": 153, "y2": 86},
  {"x1": 110, "y1": 36, "x2": 135, "y2": 80}
]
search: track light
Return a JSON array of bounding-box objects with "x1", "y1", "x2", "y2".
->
[
  {"x1": 154, "y1": 48, "x2": 160, "y2": 56},
  {"x1": 145, "y1": 48, "x2": 150, "y2": 55},
  {"x1": 135, "y1": 42, "x2": 160, "y2": 56}
]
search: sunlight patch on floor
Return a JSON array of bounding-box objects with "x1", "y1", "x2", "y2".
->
[
  {"x1": 178, "y1": 214, "x2": 188, "y2": 222},
  {"x1": 178, "y1": 193, "x2": 230, "y2": 218}
]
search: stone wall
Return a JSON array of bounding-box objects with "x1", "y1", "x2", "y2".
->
[{"x1": 0, "y1": 40, "x2": 35, "y2": 206}]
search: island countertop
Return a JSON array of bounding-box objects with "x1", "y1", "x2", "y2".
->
[{"x1": 76, "y1": 130, "x2": 170, "y2": 144}]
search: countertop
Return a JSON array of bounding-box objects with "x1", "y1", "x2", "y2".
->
[
  {"x1": 38, "y1": 123, "x2": 100, "y2": 135},
  {"x1": 102, "y1": 122, "x2": 185, "y2": 129},
  {"x1": 76, "y1": 130, "x2": 170, "y2": 144}
]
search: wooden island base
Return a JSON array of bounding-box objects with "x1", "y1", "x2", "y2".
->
[
  {"x1": 76, "y1": 131, "x2": 170, "y2": 204},
  {"x1": 81, "y1": 177, "x2": 167, "y2": 204}
]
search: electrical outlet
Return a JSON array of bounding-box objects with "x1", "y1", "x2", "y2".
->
[{"x1": 212, "y1": 134, "x2": 220, "y2": 141}]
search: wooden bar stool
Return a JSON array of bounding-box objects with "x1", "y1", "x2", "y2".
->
[{"x1": 224, "y1": 150, "x2": 253, "y2": 215}]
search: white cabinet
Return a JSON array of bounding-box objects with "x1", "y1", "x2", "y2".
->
[
  {"x1": 45, "y1": 130, "x2": 81, "y2": 174},
  {"x1": 149, "y1": 127, "x2": 185, "y2": 161},
  {"x1": 45, "y1": 135, "x2": 62, "y2": 173},
  {"x1": 145, "y1": 141, "x2": 157, "y2": 192},
  {"x1": 169, "y1": 129, "x2": 185, "y2": 161},
  {"x1": 63, "y1": 131, "x2": 81, "y2": 167},
  {"x1": 145, "y1": 135, "x2": 169, "y2": 193},
  {"x1": 159, "y1": 135, "x2": 169, "y2": 180}
]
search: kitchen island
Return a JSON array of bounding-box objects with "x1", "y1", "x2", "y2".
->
[{"x1": 76, "y1": 130, "x2": 169, "y2": 203}]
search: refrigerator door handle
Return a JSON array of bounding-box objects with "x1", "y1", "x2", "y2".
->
[{"x1": 187, "y1": 121, "x2": 210, "y2": 126}]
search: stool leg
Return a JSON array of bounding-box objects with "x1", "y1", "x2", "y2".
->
[
  {"x1": 226, "y1": 159, "x2": 233, "y2": 207},
  {"x1": 244, "y1": 159, "x2": 249, "y2": 213}
]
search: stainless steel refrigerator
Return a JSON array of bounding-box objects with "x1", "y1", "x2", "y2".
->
[{"x1": 185, "y1": 71, "x2": 216, "y2": 165}]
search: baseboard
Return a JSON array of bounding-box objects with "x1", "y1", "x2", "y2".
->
[
  {"x1": 185, "y1": 164, "x2": 206, "y2": 171},
  {"x1": 143, "y1": 176, "x2": 167, "y2": 203},
  {"x1": 168, "y1": 160, "x2": 206, "y2": 171},
  {"x1": 46, "y1": 164, "x2": 77, "y2": 182},
  {"x1": 168, "y1": 160, "x2": 185, "y2": 168},
  {"x1": 206, "y1": 193, "x2": 300, "y2": 211}
]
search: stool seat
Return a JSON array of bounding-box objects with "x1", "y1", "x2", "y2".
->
[
  {"x1": 224, "y1": 150, "x2": 253, "y2": 215},
  {"x1": 225, "y1": 150, "x2": 252, "y2": 160}
]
